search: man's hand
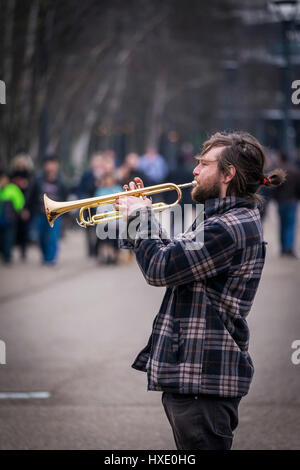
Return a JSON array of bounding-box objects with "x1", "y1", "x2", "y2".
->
[{"x1": 115, "y1": 177, "x2": 152, "y2": 218}]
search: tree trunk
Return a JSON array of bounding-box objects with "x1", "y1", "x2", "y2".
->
[
  {"x1": 17, "y1": 0, "x2": 40, "y2": 152},
  {"x1": 146, "y1": 25, "x2": 169, "y2": 149},
  {"x1": 146, "y1": 68, "x2": 168, "y2": 149},
  {"x1": 101, "y1": 50, "x2": 130, "y2": 150},
  {"x1": 71, "y1": 81, "x2": 110, "y2": 168},
  {"x1": 34, "y1": 3, "x2": 55, "y2": 163},
  {"x1": 71, "y1": 9, "x2": 169, "y2": 168},
  {"x1": 1, "y1": 0, "x2": 15, "y2": 166}
]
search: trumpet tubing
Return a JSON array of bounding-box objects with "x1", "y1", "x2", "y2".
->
[{"x1": 44, "y1": 181, "x2": 197, "y2": 228}]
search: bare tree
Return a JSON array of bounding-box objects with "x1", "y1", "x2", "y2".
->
[
  {"x1": 1, "y1": 0, "x2": 287, "y2": 173},
  {"x1": 1, "y1": 0, "x2": 15, "y2": 166},
  {"x1": 17, "y1": 0, "x2": 40, "y2": 151}
]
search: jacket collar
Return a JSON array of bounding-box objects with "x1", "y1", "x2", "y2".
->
[{"x1": 204, "y1": 196, "x2": 258, "y2": 219}]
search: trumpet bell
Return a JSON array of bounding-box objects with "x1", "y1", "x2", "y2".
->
[
  {"x1": 44, "y1": 194, "x2": 59, "y2": 228},
  {"x1": 44, "y1": 194, "x2": 78, "y2": 227}
]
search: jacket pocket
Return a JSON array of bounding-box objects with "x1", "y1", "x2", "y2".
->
[{"x1": 168, "y1": 320, "x2": 186, "y2": 364}]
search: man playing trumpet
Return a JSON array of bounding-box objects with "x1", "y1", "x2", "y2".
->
[{"x1": 115, "y1": 131, "x2": 285, "y2": 450}]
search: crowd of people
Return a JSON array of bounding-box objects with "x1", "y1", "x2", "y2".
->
[
  {"x1": 0, "y1": 147, "x2": 178, "y2": 266},
  {"x1": 0, "y1": 144, "x2": 299, "y2": 266}
]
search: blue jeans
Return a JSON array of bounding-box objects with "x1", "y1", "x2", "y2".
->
[
  {"x1": 277, "y1": 201, "x2": 298, "y2": 253},
  {"x1": 36, "y1": 214, "x2": 61, "y2": 263}
]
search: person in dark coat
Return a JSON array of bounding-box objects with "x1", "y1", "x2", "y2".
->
[
  {"x1": 0, "y1": 170, "x2": 25, "y2": 264},
  {"x1": 10, "y1": 154, "x2": 34, "y2": 261},
  {"x1": 76, "y1": 153, "x2": 106, "y2": 257},
  {"x1": 26, "y1": 154, "x2": 67, "y2": 265},
  {"x1": 272, "y1": 151, "x2": 300, "y2": 258}
]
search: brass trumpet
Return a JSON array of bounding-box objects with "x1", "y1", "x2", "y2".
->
[{"x1": 44, "y1": 181, "x2": 197, "y2": 228}]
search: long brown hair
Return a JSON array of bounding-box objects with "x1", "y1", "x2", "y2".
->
[{"x1": 200, "y1": 131, "x2": 286, "y2": 207}]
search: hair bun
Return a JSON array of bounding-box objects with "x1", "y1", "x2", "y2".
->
[{"x1": 262, "y1": 169, "x2": 287, "y2": 187}]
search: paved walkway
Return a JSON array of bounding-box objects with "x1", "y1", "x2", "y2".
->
[{"x1": 0, "y1": 202, "x2": 299, "y2": 449}]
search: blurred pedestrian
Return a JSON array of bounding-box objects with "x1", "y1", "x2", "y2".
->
[
  {"x1": 77, "y1": 153, "x2": 105, "y2": 200},
  {"x1": 138, "y1": 146, "x2": 168, "y2": 184},
  {"x1": 116, "y1": 152, "x2": 149, "y2": 187},
  {"x1": 94, "y1": 172, "x2": 122, "y2": 265},
  {"x1": 77, "y1": 152, "x2": 106, "y2": 257},
  {"x1": 272, "y1": 151, "x2": 300, "y2": 258},
  {"x1": 257, "y1": 149, "x2": 278, "y2": 222},
  {"x1": 0, "y1": 169, "x2": 25, "y2": 264},
  {"x1": 10, "y1": 153, "x2": 34, "y2": 261},
  {"x1": 26, "y1": 154, "x2": 67, "y2": 265},
  {"x1": 103, "y1": 149, "x2": 118, "y2": 170}
]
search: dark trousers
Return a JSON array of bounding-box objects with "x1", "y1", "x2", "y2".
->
[
  {"x1": 16, "y1": 217, "x2": 30, "y2": 259},
  {"x1": 162, "y1": 392, "x2": 241, "y2": 450},
  {"x1": 0, "y1": 225, "x2": 15, "y2": 263}
]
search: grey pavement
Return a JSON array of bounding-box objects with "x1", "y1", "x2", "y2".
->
[{"x1": 0, "y1": 201, "x2": 299, "y2": 450}]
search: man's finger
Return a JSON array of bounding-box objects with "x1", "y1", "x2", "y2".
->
[
  {"x1": 129, "y1": 181, "x2": 137, "y2": 190},
  {"x1": 134, "y1": 177, "x2": 144, "y2": 188}
]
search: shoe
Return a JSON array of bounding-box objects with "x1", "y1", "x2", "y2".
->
[
  {"x1": 281, "y1": 250, "x2": 299, "y2": 259},
  {"x1": 42, "y1": 260, "x2": 57, "y2": 266}
]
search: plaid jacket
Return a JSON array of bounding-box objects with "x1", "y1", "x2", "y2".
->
[{"x1": 120, "y1": 196, "x2": 266, "y2": 397}]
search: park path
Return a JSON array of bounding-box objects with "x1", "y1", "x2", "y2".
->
[{"x1": 0, "y1": 202, "x2": 299, "y2": 449}]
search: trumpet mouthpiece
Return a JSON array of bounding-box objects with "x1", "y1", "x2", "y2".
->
[{"x1": 178, "y1": 181, "x2": 197, "y2": 189}]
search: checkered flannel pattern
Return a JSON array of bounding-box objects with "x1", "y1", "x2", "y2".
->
[{"x1": 119, "y1": 196, "x2": 266, "y2": 397}]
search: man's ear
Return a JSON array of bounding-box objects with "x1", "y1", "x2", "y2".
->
[{"x1": 222, "y1": 165, "x2": 236, "y2": 184}]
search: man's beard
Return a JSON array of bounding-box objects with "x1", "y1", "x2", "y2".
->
[{"x1": 191, "y1": 179, "x2": 221, "y2": 204}]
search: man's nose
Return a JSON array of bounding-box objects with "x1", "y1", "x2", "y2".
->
[{"x1": 193, "y1": 164, "x2": 200, "y2": 176}]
